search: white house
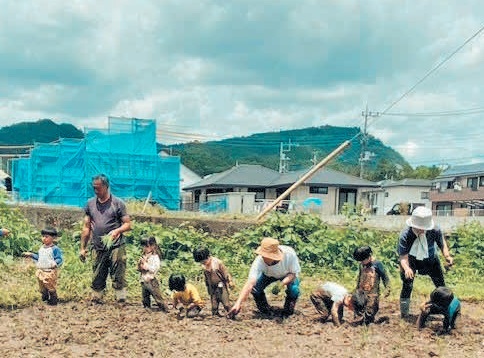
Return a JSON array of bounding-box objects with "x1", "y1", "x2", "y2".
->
[{"x1": 373, "y1": 178, "x2": 432, "y2": 215}]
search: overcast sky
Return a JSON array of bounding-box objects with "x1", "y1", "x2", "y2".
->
[{"x1": 1, "y1": 1, "x2": 483, "y2": 167}]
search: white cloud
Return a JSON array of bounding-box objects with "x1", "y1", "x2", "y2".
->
[{"x1": 1, "y1": 0, "x2": 483, "y2": 167}]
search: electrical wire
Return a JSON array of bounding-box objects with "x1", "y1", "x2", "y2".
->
[{"x1": 379, "y1": 24, "x2": 484, "y2": 115}]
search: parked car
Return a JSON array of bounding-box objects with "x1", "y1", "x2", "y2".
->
[{"x1": 386, "y1": 202, "x2": 425, "y2": 215}]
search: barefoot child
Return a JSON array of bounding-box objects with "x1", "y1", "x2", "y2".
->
[
  {"x1": 193, "y1": 247, "x2": 234, "y2": 316},
  {"x1": 310, "y1": 281, "x2": 366, "y2": 326},
  {"x1": 353, "y1": 246, "x2": 391, "y2": 324},
  {"x1": 169, "y1": 273, "x2": 204, "y2": 318},
  {"x1": 137, "y1": 236, "x2": 169, "y2": 311},
  {"x1": 23, "y1": 227, "x2": 63, "y2": 305},
  {"x1": 417, "y1": 286, "x2": 461, "y2": 333}
]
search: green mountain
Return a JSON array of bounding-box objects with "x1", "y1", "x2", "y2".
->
[
  {"x1": 1, "y1": 120, "x2": 432, "y2": 180},
  {"x1": 161, "y1": 125, "x2": 411, "y2": 179},
  {"x1": 0, "y1": 119, "x2": 83, "y2": 145}
]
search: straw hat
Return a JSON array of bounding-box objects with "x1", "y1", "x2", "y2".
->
[
  {"x1": 406, "y1": 206, "x2": 434, "y2": 230},
  {"x1": 255, "y1": 237, "x2": 283, "y2": 261}
]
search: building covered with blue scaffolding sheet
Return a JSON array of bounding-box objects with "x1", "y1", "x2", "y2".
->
[{"x1": 11, "y1": 117, "x2": 180, "y2": 210}]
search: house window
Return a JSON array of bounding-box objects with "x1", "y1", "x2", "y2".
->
[
  {"x1": 436, "y1": 203, "x2": 452, "y2": 216},
  {"x1": 385, "y1": 192, "x2": 389, "y2": 197},
  {"x1": 309, "y1": 186, "x2": 328, "y2": 194},
  {"x1": 248, "y1": 187, "x2": 265, "y2": 200},
  {"x1": 421, "y1": 191, "x2": 429, "y2": 199},
  {"x1": 467, "y1": 177, "x2": 478, "y2": 191},
  {"x1": 480, "y1": 176, "x2": 484, "y2": 186}
]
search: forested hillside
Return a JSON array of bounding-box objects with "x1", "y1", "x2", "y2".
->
[
  {"x1": 0, "y1": 120, "x2": 440, "y2": 180},
  {"x1": 162, "y1": 126, "x2": 415, "y2": 180},
  {"x1": 0, "y1": 119, "x2": 83, "y2": 145}
]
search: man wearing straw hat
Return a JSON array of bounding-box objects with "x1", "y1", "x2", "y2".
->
[
  {"x1": 397, "y1": 206, "x2": 454, "y2": 318},
  {"x1": 228, "y1": 237, "x2": 301, "y2": 318}
]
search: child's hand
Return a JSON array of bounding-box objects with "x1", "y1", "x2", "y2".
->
[{"x1": 22, "y1": 252, "x2": 32, "y2": 258}]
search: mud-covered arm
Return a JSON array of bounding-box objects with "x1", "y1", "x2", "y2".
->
[
  {"x1": 416, "y1": 301, "x2": 432, "y2": 330},
  {"x1": 228, "y1": 277, "x2": 257, "y2": 316},
  {"x1": 376, "y1": 262, "x2": 391, "y2": 296},
  {"x1": 219, "y1": 262, "x2": 234, "y2": 287},
  {"x1": 80, "y1": 215, "x2": 92, "y2": 256},
  {"x1": 331, "y1": 301, "x2": 343, "y2": 326}
]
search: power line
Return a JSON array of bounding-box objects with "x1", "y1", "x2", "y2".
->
[
  {"x1": 380, "y1": 23, "x2": 484, "y2": 115},
  {"x1": 385, "y1": 107, "x2": 484, "y2": 117}
]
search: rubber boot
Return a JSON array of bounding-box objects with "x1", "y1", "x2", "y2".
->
[
  {"x1": 253, "y1": 292, "x2": 272, "y2": 315},
  {"x1": 400, "y1": 299, "x2": 411, "y2": 318},
  {"x1": 41, "y1": 288, "x2": 49, "y2": 302},
  {"x1": 48, "y1": 291, "x2": 58, "y2": 305},
  {"x1": 115, "y1": 288, "x2": 127, "y2": 303},
  {"x1": 283, "y1": 296, "x2": 297, "y2": 317},
  {"x1": 91, "y1": 289, "x2": 104, "y2": 304}
]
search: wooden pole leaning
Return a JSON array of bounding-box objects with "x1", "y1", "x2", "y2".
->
[{"x1": 256, "y1": 140, "x2": 351, "y2": 222}]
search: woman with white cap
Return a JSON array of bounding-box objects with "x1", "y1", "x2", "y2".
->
[{"x1": 397, "y1": 206, "x2": 454, "y2": 318}]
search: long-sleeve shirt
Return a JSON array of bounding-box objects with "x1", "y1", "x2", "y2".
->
[
  {"x1": 31, "y1": 245, "x2": 63, "y2": 270},
  {"x1": 172, "y1": 283, "x2": 204, "y2": 307},
  {"x1": 139, "y1": 252, "x2": 161, "y2": 283}
]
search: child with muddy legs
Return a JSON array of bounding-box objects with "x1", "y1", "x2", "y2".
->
[
  {"x1": 193, "y1": 246, "x2": 234, "y2": 316},
  {"x1": 352, "y1": 246, "x2": 391, "y2": 325},
  {"x1": 23, "y1": 227, "x2": 63, "y2": 305},
  {"x1": 169, "y1": 273, "x2": 204, "y2": 318},
  {"x1": 310, "y1": 281, "x2": 366, "y2": 326},
  {"x1": 417, "y1": 286, "x2": 461, "y2": 333},
  {"x1": 137, "y1": 236, "x2": 169, "y2": 311}
]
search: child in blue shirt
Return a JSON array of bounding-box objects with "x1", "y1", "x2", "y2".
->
[
  {"x1": 23, "y1": 227, "x2": 63, "y2": 305},
  {"x1": 417, "y1": 286, "x2": 461, "y2": 333}
]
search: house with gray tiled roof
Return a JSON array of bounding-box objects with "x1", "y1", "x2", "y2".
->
[
  {"x1": 183, "y1": 164, "x2": 379, "y2": 214},
  {"x1": 430, "y1": 163, "x2": 484, "y2": 216}
]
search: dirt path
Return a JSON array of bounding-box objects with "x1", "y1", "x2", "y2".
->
[{"x1": 1, "y1": 299, "x2": 482, "y2": 358}]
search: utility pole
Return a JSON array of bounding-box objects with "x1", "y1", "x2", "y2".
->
[
  {"x1": 360, "y1": 105, "x2": 379, "y2": 178},
  {"x1": 279, "y1": 140, "x2": 298, "y2": 173}
]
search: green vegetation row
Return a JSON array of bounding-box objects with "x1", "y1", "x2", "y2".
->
[{"x1": 1, "y1": 199, "x2": 483, "y2": 308}]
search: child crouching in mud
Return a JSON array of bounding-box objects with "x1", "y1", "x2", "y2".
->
[
  {"x1": 169, "y1": 273, "x2": 204, "y2": 319},
  {"x1": 310, "y1": 281, "x2": 366, "y2": 326},
  {"x1": 417, "y1": 286, "x2": 461, "y2": 333}
]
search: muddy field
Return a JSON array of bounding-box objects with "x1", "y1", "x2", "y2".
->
[{"x1": 0, "y1": 298, "x2": 482, "y2": 358}]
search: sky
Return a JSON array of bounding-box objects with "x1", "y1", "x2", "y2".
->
[{"x1": 1, "y1": 1, "x2": 483, "y2": 168}]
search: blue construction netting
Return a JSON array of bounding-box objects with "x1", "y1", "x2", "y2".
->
[{"x1": 11, "y1": 117, "x2": 180, "y2": 210}]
